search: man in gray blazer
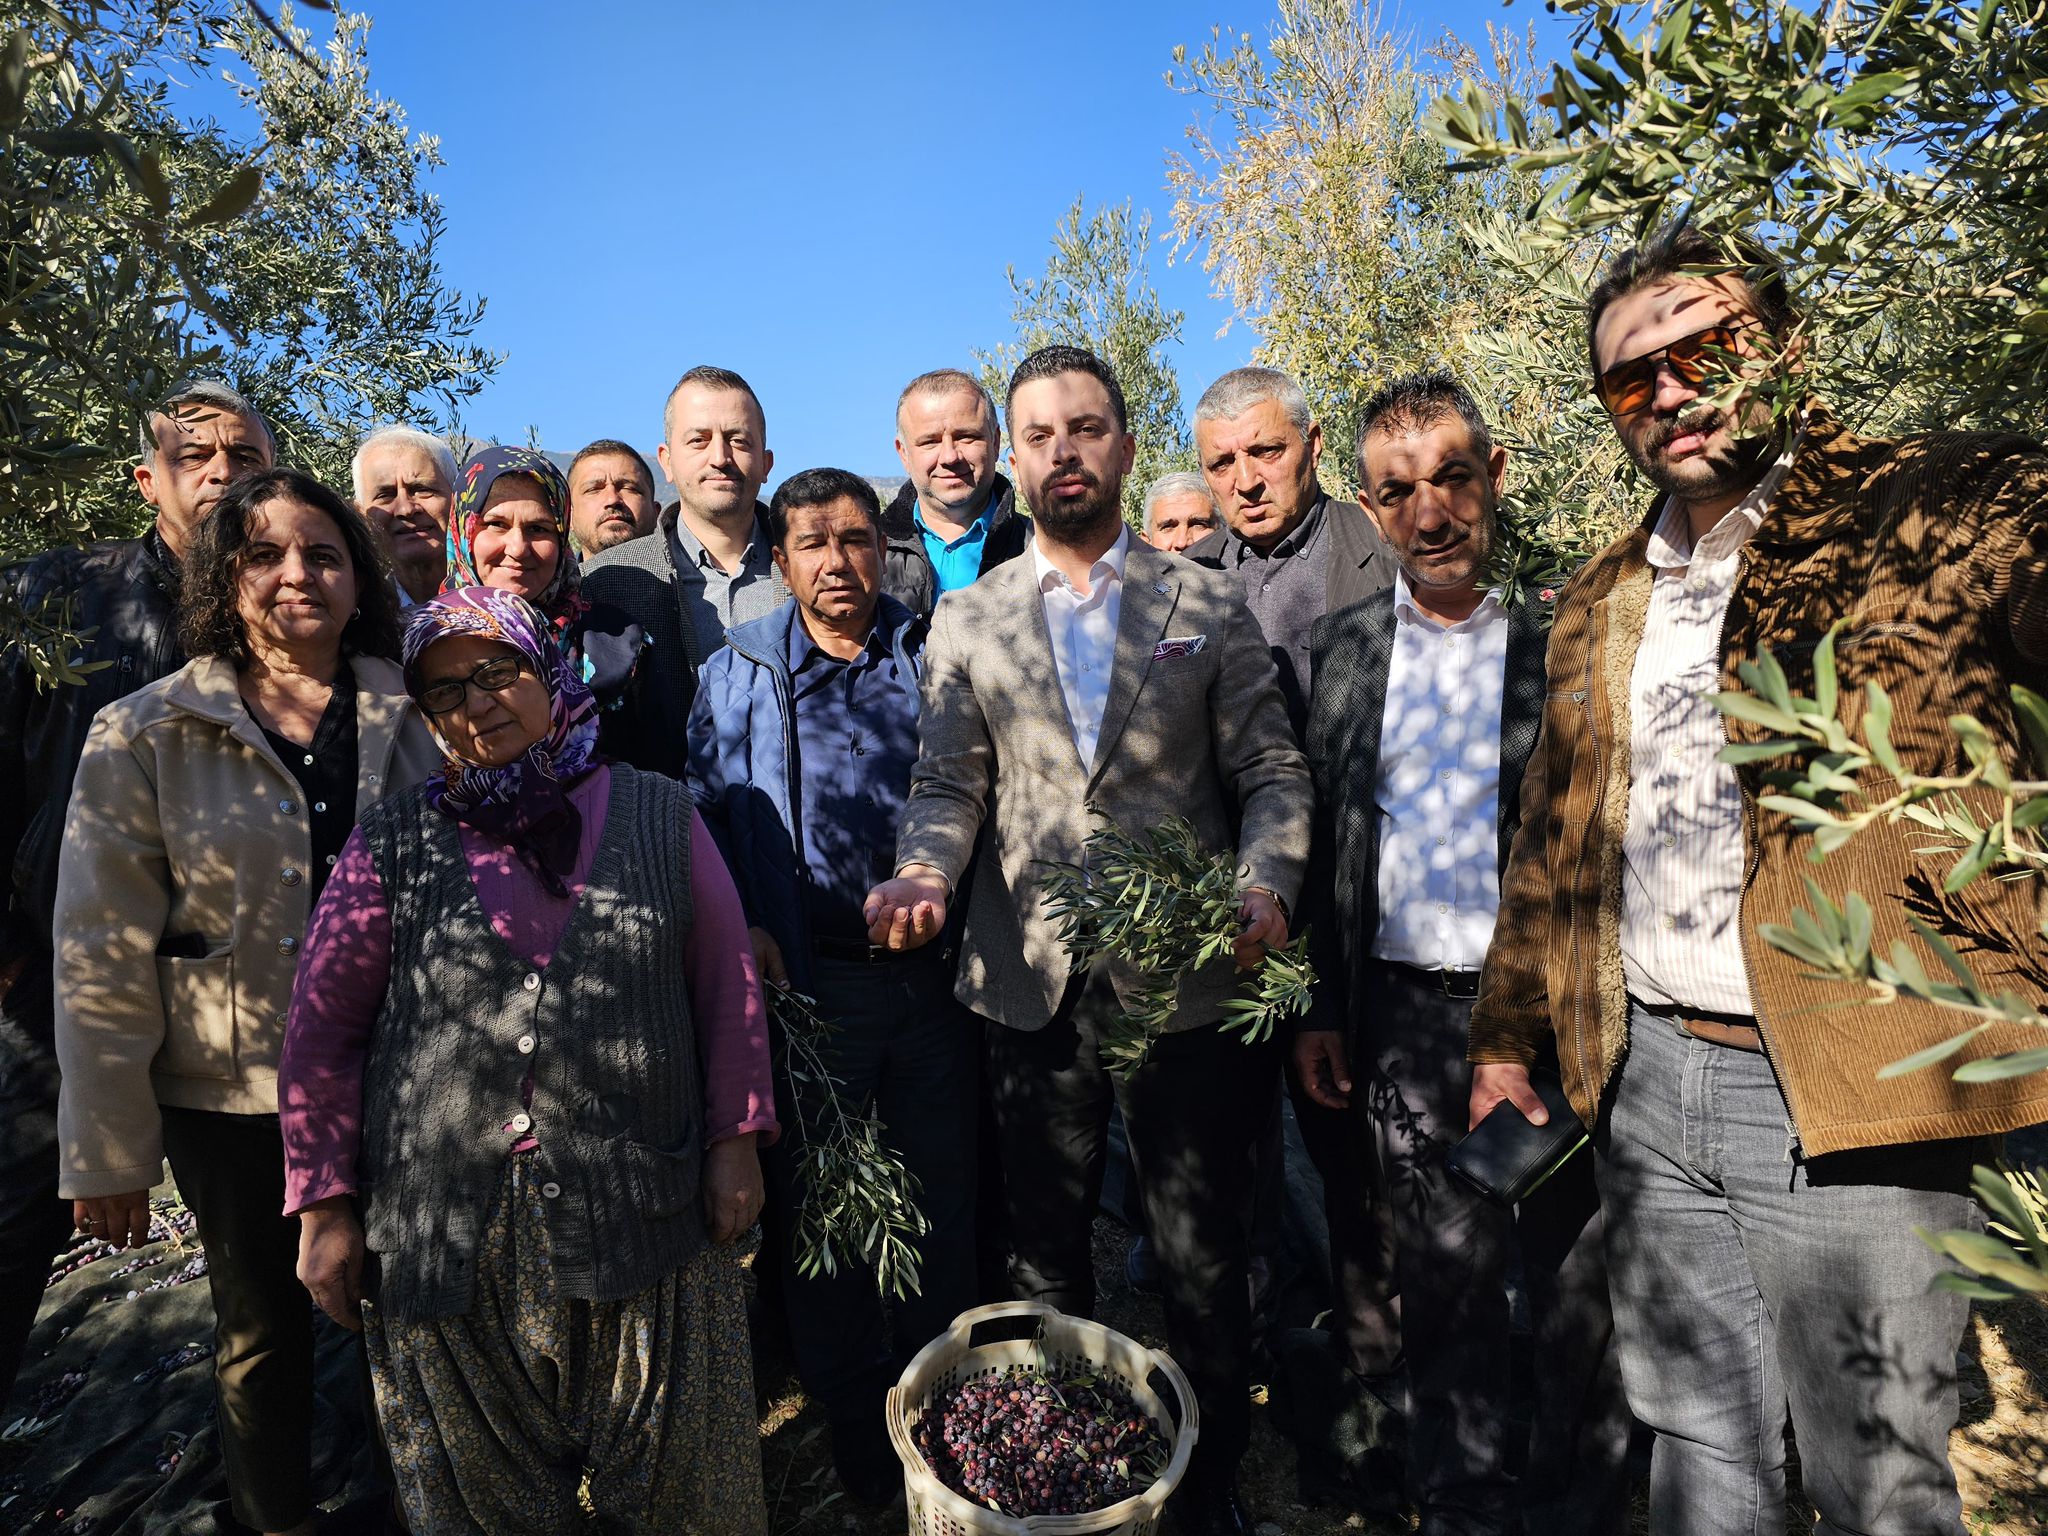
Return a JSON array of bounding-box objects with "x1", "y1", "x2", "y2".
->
[{"x1": 864, "y1": 346, "x2": 1311, "y2": 1535}]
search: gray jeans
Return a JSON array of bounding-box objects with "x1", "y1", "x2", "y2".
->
[{"x1": 1598, "y1": 1002, "x2": 1984, "y2": 1536}]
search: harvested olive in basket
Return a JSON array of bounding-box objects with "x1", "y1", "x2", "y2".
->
[{"x1": 911, "y1": 1363, "x2": 1171, "y2": 1517}]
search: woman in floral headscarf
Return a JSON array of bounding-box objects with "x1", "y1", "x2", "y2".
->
[
  {"x1": 278, "y1": 586, "x2": 774, "y2": 1535},
  {"x1": 444, "y1": 447, "x2": 586, "y2": 645}
]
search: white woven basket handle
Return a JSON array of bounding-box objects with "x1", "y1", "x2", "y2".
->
[
  {"x1": 942, "y1": 1300, "x2": 1066, "y2": 1342},
  {"x1": 1125, "y1": 1343, "x2": 1199, "y2": 1519}
]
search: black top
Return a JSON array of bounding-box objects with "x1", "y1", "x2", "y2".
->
[
  {"x1": 255, "y1": 667, "x2": 359, "y2": 905},
  {"x1": 878, "y1": 474, "x2": 1031, "y2": 619},
  {"x1": 0, "y1": 530, "x2": 183, "y2": 1039}
]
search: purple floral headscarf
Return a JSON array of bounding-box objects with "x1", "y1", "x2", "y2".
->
[
  {"x1": 443, "y1": 446, "x2": 586, "y2": 643},
  {"x1": 403, "y1": 586, "x2": 602, "y2": 895}
]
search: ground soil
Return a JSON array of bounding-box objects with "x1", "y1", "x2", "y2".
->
[
  {"x1": 757, "y1": 1217, "x2": 2048, "y2": 1536},
  {"x1": 6, "y1": 1194, "x2": 2043, "y2": 1535}
]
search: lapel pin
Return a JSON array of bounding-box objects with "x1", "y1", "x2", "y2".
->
[{"x1": 1153, "y1": 579, "x2": 1169, "y2": 595}]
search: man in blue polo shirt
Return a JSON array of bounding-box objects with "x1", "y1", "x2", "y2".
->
[
  {"x1": 879, "y1": 368, "x2": 1031, "y2": 616},
  {"x1": 686, "y1": 466, "x2": 978, "y2": 1509}
]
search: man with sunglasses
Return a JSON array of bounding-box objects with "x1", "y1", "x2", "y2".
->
[{"x1": 1466, "y1": 221, "x2": 2048, "y2": 1535}]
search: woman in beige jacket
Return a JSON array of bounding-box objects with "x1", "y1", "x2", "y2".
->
[{"x1": 54, "y1": 467, "x2": 440, "y2": 1536}]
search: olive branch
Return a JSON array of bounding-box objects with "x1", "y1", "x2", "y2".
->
[
  {"x1": 1712, "y1": 625, "x2": 2047, "y2": 1302},
  {"x1": 766, "y1": 982, "x2": 929, "y2": 1302},
  {"x1": 1036, "y1": 816, "x2": 1316, "y2": 1078}
]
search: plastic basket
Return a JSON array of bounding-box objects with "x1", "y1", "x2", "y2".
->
[{"x1": 886, "y1": 1301, "x2": 1200, "y2": 1536}]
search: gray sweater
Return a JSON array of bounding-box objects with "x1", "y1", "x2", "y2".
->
[{"x1": 354, "y1": 765, "x2": 705, "y2": 1323}]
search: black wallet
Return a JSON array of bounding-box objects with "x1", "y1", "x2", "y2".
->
[{"x1": 1445, "y1": 1075, "x2": 1587, "y2": 1205}]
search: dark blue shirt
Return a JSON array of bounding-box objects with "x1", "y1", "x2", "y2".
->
[{"x1": 787, "y1": 606, "x2": 923, "y2": 941}]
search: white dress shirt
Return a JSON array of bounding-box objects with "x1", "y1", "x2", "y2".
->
[
  {"x1": 1032, "y1": 526, "x2": 1129, "y2": 771},
  {"x1": 1620, "y1": 438, "x2": 1798, "y2": 1015},
  {"x1": 1372, "y1": 571, "x2": 1509, "y2": 971}
]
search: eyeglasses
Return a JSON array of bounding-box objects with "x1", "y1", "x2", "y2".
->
[
  {"x1": 1593, "y1": 324, "x2": 1750, "y2": 416},
  {"x1": 417, "y1": 655, "x2": 531, "y2": 716}
]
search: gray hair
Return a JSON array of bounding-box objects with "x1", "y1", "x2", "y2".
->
[
  {"x1": 1142, "y1": 471, "x2": 1217, "y2": 528},
  {"x1": 350, "y1": 424, "x2": 457, "y2": 505},
  {"x1": 138, "y1": 378, "x2": 273, "y2": 460},
  {"x1": 1193, "y1": 366, "x2": 1314, "y2": 436},
  {"x1": 1353, "y1": 371, "x2": 1494, "y2": 485}
]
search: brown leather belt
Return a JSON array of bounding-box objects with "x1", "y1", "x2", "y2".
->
[{"x1": 1635, "y1": 998, "x2": 1764, "y2": 1053}]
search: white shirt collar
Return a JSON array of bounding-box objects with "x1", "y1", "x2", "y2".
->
[
  {"x1": 1645, "y1": 424, "x2": 1804, "y2": 572},
  {"x1": 1390, "y1": 567, "x2": 1505, "y2": 633},
  {"x1": 1031, "y1": 524, "x2": 1130, "y2": 596}
]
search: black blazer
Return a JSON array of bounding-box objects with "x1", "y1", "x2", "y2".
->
[
  {"x1": 878, "y1": 475, "x2": 1031, "y2": 620},
  {"x1": 1301, "y1": 587, "x2": 1549, "y2": 1043}
]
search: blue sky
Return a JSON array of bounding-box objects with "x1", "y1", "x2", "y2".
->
[{"x1": 338, "y1": 0, "x2": 1564, "y2": 480}]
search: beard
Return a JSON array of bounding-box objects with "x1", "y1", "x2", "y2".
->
[
  {"x1": 1625, "y1": 402, "x2": 1775, "y2": 502},
  {"x1": 582, "y1": 516, "x2": 639, "y2": 553},
  {"x1": 1028, "y1": 467, "x2": 1125, "y2": 540}
]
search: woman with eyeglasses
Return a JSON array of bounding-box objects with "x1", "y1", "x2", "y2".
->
[
  {"x1": 278, "y1": 585, "x2": 775, "y2": 1534},
  {"x1": 53, "y1": 468, "x2": 441, "y2": 1536}
]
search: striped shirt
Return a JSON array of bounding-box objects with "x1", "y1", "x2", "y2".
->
[{"x1": 1619, "y1": 441, "x2": 1797, "y2": 1016}]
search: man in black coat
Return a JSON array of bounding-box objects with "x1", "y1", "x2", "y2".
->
[
  {"x1": 880, "y1": 368, "x2": 1030, "y2": 618},
  {"x1": 0, "y1": 379, "x2": 273, "y2": 1404},
  {"x1": 1181, "y1": 365, "x2": 1401, "y2": 1382},
  {"x1": 1298, "y1": 373, "x2": 1628, "y2": 1535},
  {"x1": 581, "y1": 365, "x2": 788, "y2": 778}
]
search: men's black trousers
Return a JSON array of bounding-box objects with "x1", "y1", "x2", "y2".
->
[
  {"x1": 765, "y1": 949, "x2": 980, "y2": 1427},
  {"x1": 0, "y1": 964, "x2": 74, "y2": 1410},
  {"x1": 985, "y1": 971, "x2": 1276, "y2": 1487},
  {"x1": 1360, "y1": 961, "x2": 1632, "y2": 1536},
  {"x1": 1289, "y1": 1062, "x2": 1403, "y2": 1375}
]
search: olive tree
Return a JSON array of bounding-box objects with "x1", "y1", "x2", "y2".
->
[
  {"x1": 1, "y1": 0, "x2": 493, "y2": 638},
  {"x1": 1164, "y1": 0, "x2": 1630, "y2": 603},
  {"x1": 976, "y1": 196, "x2": 1193, "y2": 528}
]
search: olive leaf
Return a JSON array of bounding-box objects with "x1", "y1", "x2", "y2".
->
[
  {"x1": 768, "y1": 984, "x2": 930, "y2": 1302},
  {"x1": 1038, "y1": 817, "x2": 1317, "y2": 1078}
]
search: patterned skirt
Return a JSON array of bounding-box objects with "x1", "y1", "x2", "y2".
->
[{"x1": 363, "y1": 1154, "x2": 767, "y2": 1535}]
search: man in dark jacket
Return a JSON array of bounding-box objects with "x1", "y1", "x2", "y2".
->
[
  {"x1": 880, "y1": 368, "x2": 1030, "y2": 617},
  {"x1": 583, "y1": 366, "x2": 788, "y2": 777},
  {"x1": 1182, "y1": 365, "x2": 1403, "y2": 1386},
  {"x1": 685, "y1": 467, "x2": 976, "y2": 1507},
  {"x1": 1299, "y1": 374, "x2": 1629, "y2": 1534},
  {"x1": 0, "y1": 379, "x2": 273, "y2": 1403}
]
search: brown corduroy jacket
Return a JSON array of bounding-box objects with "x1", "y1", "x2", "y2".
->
[{"x1": 1469, "y1": 404, "x2": 2048, "y2": 1157}]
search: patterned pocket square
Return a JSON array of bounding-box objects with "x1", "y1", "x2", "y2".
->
[{"x1": 1152, "y1": 634, "x2": 1208, "y2": 661}]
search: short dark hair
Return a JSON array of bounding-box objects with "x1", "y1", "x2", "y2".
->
[
  {"x1": 1354, "y1": 371, "x2": 1495, "y2": 484},
  {"x1": 1005, "y1": 345, "x2": 1128, "y2": 436},
  {"x1": 765, "y1": 467, "x2": 883, "y2": 549},
  {"x1": 663, "y1": 365, "x2": 765, "y2": 443},
  {"x1": 139, "y1": 377, "x2": 273, "y2": 461},
  {"x1": 896, "y1": 368, "x2": 999, "y2": 435},
  {"x1": 568, "y1": 438, "x2": 656, "y2": 494},
  {"x1": 179, "y1": 468, "x2": 403, "y2": 664},
  {"x1": 1584, "y1": 221, "x2": 1798, "y2": 379}
]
